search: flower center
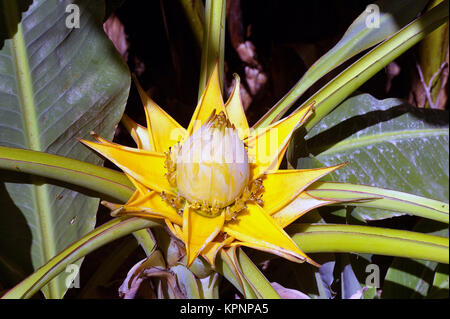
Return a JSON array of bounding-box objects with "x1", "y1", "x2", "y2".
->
[{"x1": 166, "y1": 112, "x2": 251, "y2": 217}]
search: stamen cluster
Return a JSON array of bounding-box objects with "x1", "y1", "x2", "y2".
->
[{"x1": 162, "y1": 112, "x2": 263, "y2": 218}]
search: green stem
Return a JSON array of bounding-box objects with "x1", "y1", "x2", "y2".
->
[
  {"x1": 306, "y1": 181, "x2": 449, "y2": 224},
  {"x1": 0, "y1": 146, "x2": 134, "y2": 203},
  {"x1": 231, "y1": 248, "x2": 280, "y2": 299},
  {"x1": 418, "y1": 0, "x2": 449, "y2": 108},
  {"x1": 215, "y1": 250, "x2": 255, "y2": 298},
  {"x1": 133, "y1": 229, "x2": 157, "y2": 256},
  {"x1": 290, "y1": 224, "x2": 449, "y2": 264},
  {"x1": 198, "y1": 0, "x2": 226, "y2": 99},
  {"x1": 254, "y1": 0, "x2": 449, "y2": 129}
]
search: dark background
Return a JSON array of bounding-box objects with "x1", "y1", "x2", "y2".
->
[{"x1": 113, "y1": 0, "x2": 432, "y2": 130}]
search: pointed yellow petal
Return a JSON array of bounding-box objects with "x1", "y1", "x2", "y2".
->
[
  {"x1": 183, "y1": 206, "x2": 225, "y2": 267},
  {"x1": 133, "y1": 74, "x2": 187, "y2": 152},
  {"x1": 225, "y1": 74, "x2": 249, "y2": 139},
  {"x1": 112, "y1": 209, "x2": 176, "y2": 223},
  {"x1": 121, "y1": 114, "x2": 154, "y2": 151},
  {"x1": 100, "y1": 184, "x2": 146, "y2": 216},
  {"x1": 107, "y1": 190, "x2": 182, "y2": 225},
  {"x1": 223, "y1": 203, "x2": 312, "y2": 264},
  {"x1": 100, "y1": 174, "x2": 147, "y2": 212},
  {"x1": 187, "y1": 64, "x2": 227, "y2": 135},
  {"x1": 201, "y1": 236, "x2": 234, "y2": 266},
  {"x1": 271, "y1": 192, "x2": 337, "y2": 228},
  {"x1": 125, "y1": 174, "x2": 150, "y2": 196},
  {"x1": 261, "y1": 164, "x2": 345, "y2": 215},
  {"x1": 247, "y1": 103, "x2": 314, "y2": 178},
  {"x1": 79, "y1": 137, "x2": 174, "y2": 195},
  {"x1": 165, "y1": 219, "x2": 184, "y2": 240},
  {"x1": 126, "y1": 191, "x2": 181, "y2": 222},
  {"x1": 100, "y1": 200, "x2": 124, "y2": 211},
  {"x1": 102, "y1": 201, "x2": 173, "y2": 222}
]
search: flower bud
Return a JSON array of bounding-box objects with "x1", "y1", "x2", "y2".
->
[{"x1": 176, "y1": 115, "x2": 249, "y2": 209}]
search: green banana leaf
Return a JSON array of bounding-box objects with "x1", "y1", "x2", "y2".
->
[
  {"x1": 0, "y1": 0, "x2": 130, "y2": 298},
  {"x1": 427, "y1": 263, "x2": 449, "y2": 298},
  {"x1": 382, "y1": 219, "x2": 449, "y2": 298}
]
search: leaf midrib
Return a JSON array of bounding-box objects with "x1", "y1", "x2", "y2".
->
[
  {"x1": 316, "y1": 128, "x2": 448, "y2": 156},
  {"x1": 9, "y1": 4, "x2": 58, "y2": 298}
]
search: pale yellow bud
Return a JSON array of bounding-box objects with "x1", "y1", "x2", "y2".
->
[{"x1": 176, "y1": 118, "x2": 249, "y2": 208}]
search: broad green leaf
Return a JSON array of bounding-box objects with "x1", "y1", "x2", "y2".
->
[
  {"x1": 382, "y1": 260, "x2": 437, "y2": 298},
  {"x1": 0, "y1": 0, "x2": 130, "y2": 298},
  {"x1": 289, "y1": 94, "x2": 449, "y2": 220},
  {"x1": 255, "y1": 0, "x2": 430, "y2": 127},
  {"x1": 382, "y1": 219, "x2": 448, "y2": 298},
  {"x1": 427, "y1": 263, "x2": 449, "y2": 298}
]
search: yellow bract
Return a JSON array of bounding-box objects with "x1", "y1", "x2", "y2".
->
[
  {"x1": 80, "y1": 64, "x2": 343, "y2": 268},
  {"x1": 183, "y1": 206, "x2": 225, "y2": 266}
]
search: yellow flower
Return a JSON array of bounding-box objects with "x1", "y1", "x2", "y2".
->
[{"x1": 79, "y1": 65, "x2": 344, "y2": 268}]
